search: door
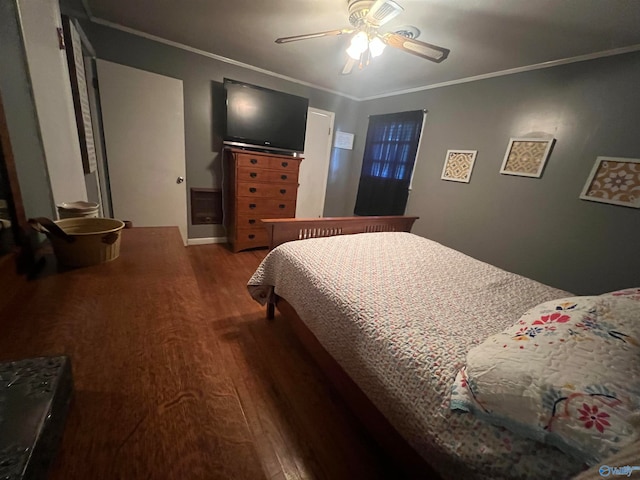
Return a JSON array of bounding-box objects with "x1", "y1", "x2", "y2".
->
[
  {"x1": 97, "y1": 60, "x2": 187, "y2": 244},
  {"x1": 354, "y1": 110, "x2": 424, "y2": 216},
  {"x1": 296, "y1": 107, "x2": 335, "y2": 218}
]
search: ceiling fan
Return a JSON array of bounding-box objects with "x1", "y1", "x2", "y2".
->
[{"x1": 275, "y1": 0, "x2": 450, "y2": 75}]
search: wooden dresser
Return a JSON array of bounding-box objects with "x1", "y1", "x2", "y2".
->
[{"x1": 224, "y1": 148, "x2": 302, "y2": 252}]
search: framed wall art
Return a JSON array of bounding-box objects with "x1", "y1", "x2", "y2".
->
[
  {"x1": 579, "y1": 156, "x2": 640, "y2": 208},
  {"x1": 441, "y1": 150, "x2": 477, "y2": 183},
  {"x1": 500, "y1": 137, "x2": 554, "y2": 178}
]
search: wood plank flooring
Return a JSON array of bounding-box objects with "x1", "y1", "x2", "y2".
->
[
  {"x1": 186, "y1": 244, "x2": 399, "y2": 480},
  {"x1": 0, "y1": 228, "x2": 401, "y2": 479}
]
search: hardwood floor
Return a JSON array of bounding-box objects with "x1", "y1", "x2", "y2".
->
[
  {"x1": 0, "y1": 228, "x2": 400, "y2": 480},
  {"x1": 186, "y1": 244, "x2": 399, "y2": 480}
]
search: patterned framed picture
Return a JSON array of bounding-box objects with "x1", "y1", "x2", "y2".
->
[
  {"x1": 500, "y1": 137, "x2": 555, "y2": 178},
  {"x1": 441, "y1": 150, "x2": 478, "y2": 183},
  {"x1": 580, "y1": 156, "x2": 640, "y2": 208}
]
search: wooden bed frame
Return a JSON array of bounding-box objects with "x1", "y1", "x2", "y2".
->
[
  {"x1": 276, "y1": 297, "x2": 438, "y2": 479},
  {"x1": 262, "y1": 215, "x2": 418, "y2": 250},
  {"x1": 259, "y1": 216, "x2": 438, "y2": 478}
]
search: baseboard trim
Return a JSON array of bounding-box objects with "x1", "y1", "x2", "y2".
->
[{"x1": 187, "y1": 237, "x2": 227, "y2": 246}]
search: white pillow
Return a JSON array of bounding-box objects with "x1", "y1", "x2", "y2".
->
[{"x1": 450, "y1": 290, "x2": 640, "y2": 466}]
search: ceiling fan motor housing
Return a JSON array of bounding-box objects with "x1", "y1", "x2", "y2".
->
[{"x1": 348, "y1": 0, "x2": 375, "y2": 26}]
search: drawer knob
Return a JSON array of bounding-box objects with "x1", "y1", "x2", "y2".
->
[
  {"x1": 281, "y1": 174, "x2": 287, "y2": 180},
  {"x1": 248, "y1": 234, "x2": 255, "y2": 239},
  {"x1": 278, "y1": 204, "x2": 285, "y2": 209},
  {"x1": 250, "y1": 172, "x2": 257, "y2": 178},
  {"x1": 250, "y1": 159, "x2": 258, "y2": 164},
  {"x1": 249, "y1": 187, "x2": 257, "y2": 193},
  {"x1": 249, "y1": 203, "x2": 256, "y2": 209},
  {"x1": 280, "y1": 189, "x2": 286, "y2": 194},
  {"x1": 248, "y1": 219, "x2": 256, "y2": 224},
  {"x1": 281, "y1": 161, "x2": 288, "y2": 167}
]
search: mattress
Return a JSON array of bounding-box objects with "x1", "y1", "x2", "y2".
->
[{"x1": 248, "y1": 232, "x2": 586, "y2": 479}]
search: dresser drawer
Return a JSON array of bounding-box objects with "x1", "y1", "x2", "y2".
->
[
  {"x1": 236, "y1": 198, "x2": 296, "y2": 216},
  {"x1": 236, "y1": 215, "x2": 262, "y2": 229},
  {"x1": 235, "y1": 152, "x2": 271, "y2": 169},
  {"x1": 237, "y1": 166, "x2": 297, "y2": 184},
  {"x1": 236, "y1": 182, "x2": 297, "y2": 199},
  {"x1": 268, "y1": 157, "x2": 300, "y2": 173},
  {"x1": 234, "y1": 227, "x2": 269, "y2": 251}
]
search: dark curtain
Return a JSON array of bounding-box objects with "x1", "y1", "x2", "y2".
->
[{"x1": 354, "y1": 110, "x2": 424, "y2": 216}]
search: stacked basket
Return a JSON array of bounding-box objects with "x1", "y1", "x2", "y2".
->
[{"x1": 56, "y1": 201, "x2": 100, "y2": 219}]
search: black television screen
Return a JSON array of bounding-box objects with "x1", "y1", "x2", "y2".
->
[{"x1": 223, "y1": 79, "x2": 309, "y2": 154}]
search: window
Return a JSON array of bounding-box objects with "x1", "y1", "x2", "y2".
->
[{"x1": 354, "y1": 110, "x2": 424, "y2": 216}]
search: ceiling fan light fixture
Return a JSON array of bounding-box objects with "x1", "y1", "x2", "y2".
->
[
  {"x1": 351, "y1": 31, "x2": 369, "y2": 50},
  {"x1": 346, "y1": 31, "x2": 369, "y2": 59},
  {"x1": 369, "y1": 36, "x2": 386, "y2": 57},
  {"x1": 277, "y1": 0, "x2": 450, "y2": 75},
  {"x1": 346, "y1": 44, "x2": 363, "y2": 60}
]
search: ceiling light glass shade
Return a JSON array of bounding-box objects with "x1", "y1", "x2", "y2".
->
[
  {"x1": 347, "y1": 31, "x2": 370, "y2": 59},
  {"x1": 346, "y1": 44, "x2": 363, "y2": 59},
  {"x1": 369, "y1": 37, "x2": 386, "y2": 57},
  {"x1": 350, "y1": 31, "x2": 368, "y2": 51}
]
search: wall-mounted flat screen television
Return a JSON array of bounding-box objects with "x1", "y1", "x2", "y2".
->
[{"x1": 223, "y1": 79, "x2": 309, "y2": 155}]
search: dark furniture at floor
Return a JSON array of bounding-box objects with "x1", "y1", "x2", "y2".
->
[{"x1": 0, "y1": 356, "x2": 72, "y2": 480}]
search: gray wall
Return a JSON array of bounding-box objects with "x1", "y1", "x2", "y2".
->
[
  {"x1": 77, "y1": 19, "x2": 639, "y2": 294},
  {"x1": 0, "y1": 0, "x2": 56, "y2": 219},
  {"x1": 81, "y1": 22, "x2": 360, "y2": 238},
  {"x1": 346, "y1": 52, "x2": 640, "y2": 294}
]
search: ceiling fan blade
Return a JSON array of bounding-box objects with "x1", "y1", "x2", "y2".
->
[
  {"x1": 381, "y1": 32, "x2": 450, "y2": 63},
  {"x1": 341, "y1": 58, "x2": 356, "y2": 75},
  {"x1": 275, "y1": 28, "x2": 353, "y2": 44},
  {"x1": 365, "y1": 0, "x2": 403, "y2": 26}
]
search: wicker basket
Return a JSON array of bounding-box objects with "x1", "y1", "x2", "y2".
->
[{"x1": 30, "y1": 217, "x2": 125, "y2": 267}]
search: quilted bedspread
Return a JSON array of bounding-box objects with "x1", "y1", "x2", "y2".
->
[{"x1": 247, "y1": 232, "x2": 586, "y2": 479}]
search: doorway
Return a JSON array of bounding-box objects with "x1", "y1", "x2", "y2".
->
[
  {"x1": 354, "y1": 110, "x2": 424, "y2": 216},
  {"x1": 296, "y1": 107, "x2": 335, "y2": 218}
]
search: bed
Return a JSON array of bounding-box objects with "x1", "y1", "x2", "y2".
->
[{"x1": 247, "y1": 217, "x2": 595, "y2": 479}]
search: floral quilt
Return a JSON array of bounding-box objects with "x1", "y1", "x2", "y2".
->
[
  {"x1": 450, "y1": 290, "x2": 640, "y2": 466},
  {"x1": 247, "y1": 232, "x2": 586, "y2": 479}
]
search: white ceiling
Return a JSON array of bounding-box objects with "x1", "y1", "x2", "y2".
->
[{"x1": 81, "y1": 0, "x2": 640, "y2": 100}]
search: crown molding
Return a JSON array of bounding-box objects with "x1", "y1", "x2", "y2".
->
[
  {"x1": 89, "y1": 17, "x2": 361, "y2": 102},
  {"x1": 359, "y1": 44, "x2": 640, "y2": 101},
  {"x1": 86, "y1": 16, "x2": 640, "y2": 103}
]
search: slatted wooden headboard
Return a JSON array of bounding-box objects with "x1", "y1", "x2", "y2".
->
[{"x1": 261, "y1": 216, "x2": 419, "y2": 250}]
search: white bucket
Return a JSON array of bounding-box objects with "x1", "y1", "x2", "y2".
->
[{"x1": 57, "y1": 201, "x2": 100, "y2": 219}]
